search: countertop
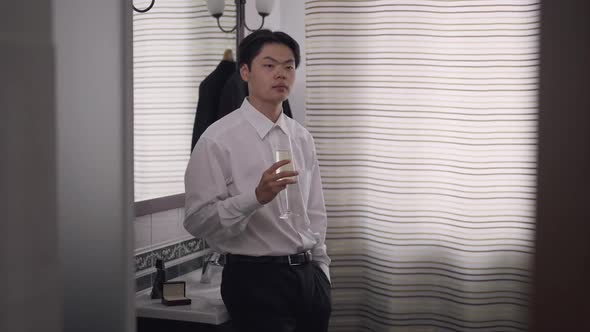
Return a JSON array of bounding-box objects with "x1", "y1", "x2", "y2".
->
[{"x1": 136, "y1": 267, "x2": 229, "y2": 325}]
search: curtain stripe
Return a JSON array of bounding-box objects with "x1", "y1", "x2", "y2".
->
[
  {"x1": 306, "y1": 1, "x2": 538, "y2": 331},
  {"x1": 133, "y1": 0, "x2": 235, "y2": 201}
]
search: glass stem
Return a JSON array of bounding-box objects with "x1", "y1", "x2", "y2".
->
[{"x1": 282, "y1": 187, "x2": 289, "y2": 213}]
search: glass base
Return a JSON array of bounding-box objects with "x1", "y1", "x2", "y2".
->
[{"x1": 279, "y1": 211, "x2": 300, "y2": 220}]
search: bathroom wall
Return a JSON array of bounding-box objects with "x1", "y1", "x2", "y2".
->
[
  {"x1": 133, "y1": 207, "x2": 209, "y2": 292},
  {"x1": 1, "y1": 1, "x2": 61, "y2": 332},
  {"x1": 135, "y1": 208, "x2": 188, "y2": 251},
  {"x1": 53, "y1": 0, "x2": 135, "y2": 331},
  {"x1": 4, "y1": 1, "x2": 134, "y2": 332}
]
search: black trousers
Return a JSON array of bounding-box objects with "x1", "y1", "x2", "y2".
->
[{"x1": 220, "y1": 260, "x2": 332, "y2": 332}]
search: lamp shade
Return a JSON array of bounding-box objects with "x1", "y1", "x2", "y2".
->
[
  {"x1": 256, "y1": 0, "x2": 275, "y2": 16},
  {"x1": 207, "y1": 0, "x2": 225, "y2": 17}
]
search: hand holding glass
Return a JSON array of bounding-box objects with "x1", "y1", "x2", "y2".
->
[{"x1": 273, "y1": 147, "x2": 299, "y2": 219}]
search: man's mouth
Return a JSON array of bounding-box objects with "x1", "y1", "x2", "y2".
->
[{"x1": 273, "y1": 84, "x2": 288, "y2": 90}]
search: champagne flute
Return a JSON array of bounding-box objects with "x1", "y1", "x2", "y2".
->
[{"x1": 273, "y1": 135, "x2": 298, "y2": 220}]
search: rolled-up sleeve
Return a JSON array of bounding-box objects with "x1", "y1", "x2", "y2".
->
[{"x1": 184, "y1": 137, "x2": 262, "y2": 243}]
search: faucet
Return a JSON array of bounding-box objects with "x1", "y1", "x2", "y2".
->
[{"x1": 200, "y1": 251, "x2": 224, "y2": 284}]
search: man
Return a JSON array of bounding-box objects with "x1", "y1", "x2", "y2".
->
[{"x1": 184, "y1": 30, "x2": 332, "y2": 332}]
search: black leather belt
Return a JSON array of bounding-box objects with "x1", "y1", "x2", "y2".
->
[{"x1": 225, "y1": 250, "x2": 312, "y2": 266}]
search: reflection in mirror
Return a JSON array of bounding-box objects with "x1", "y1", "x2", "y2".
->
[
  {"x1": 133, "y1": 0, "x2": 236, "y2": 202},
  {"x1": 132, "y1": 0, "x2": 236, "y2": 297}
]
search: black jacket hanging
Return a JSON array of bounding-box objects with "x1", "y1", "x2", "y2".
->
[{"x1": 191, "y1": 60, "x2": 236, "y2": 152}]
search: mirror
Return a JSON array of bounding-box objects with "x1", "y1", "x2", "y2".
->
[
  {"x1": 133, "y1": 1, "x2": 236, "y2": 203},
  {"x1": 131, "y1": 0, "x2": 238, "y2": 293}
]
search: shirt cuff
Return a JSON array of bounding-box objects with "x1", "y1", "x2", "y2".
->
[
  {"x1": 234, "y1": 189, "x2": 263, "y2": 216},
  {"x1": 216, "y1": 189, "x2": 263, "y2": 236}
]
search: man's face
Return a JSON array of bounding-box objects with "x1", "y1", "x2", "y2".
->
[{"x1": 240, "y1": 43, "x2": 296, "y2": 105}]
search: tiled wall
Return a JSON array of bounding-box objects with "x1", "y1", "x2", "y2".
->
[
  {"x1": 134, "y1": 207, "x2": 209, "y2": 292},
  {"x1": 134, "y1": 208, "x2": 188, "y2": 250}
]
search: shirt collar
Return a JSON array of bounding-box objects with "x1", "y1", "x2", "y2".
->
[{"x1": 241, "y1": 98, "x2": 290, "y2": 139}]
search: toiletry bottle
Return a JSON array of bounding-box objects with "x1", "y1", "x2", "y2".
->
[{"x1": 150, "y1": 258, "x2": 166, "y2": 299}]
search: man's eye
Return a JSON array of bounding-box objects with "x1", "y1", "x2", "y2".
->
[
  {"x1": 286, "y1": 66, "x2": 294, "y2": 70},
  {"x1": 264, "y1": 64, "x2": 274, "y2": 68}
]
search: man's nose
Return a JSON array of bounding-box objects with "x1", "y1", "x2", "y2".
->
[{"x1": 275, "y1": 67, "x2": 287, "y2": 78}]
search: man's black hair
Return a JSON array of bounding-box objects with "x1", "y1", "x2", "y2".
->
[{"x1": 238, "y1": 29, "x2": 300, "y2": 70}]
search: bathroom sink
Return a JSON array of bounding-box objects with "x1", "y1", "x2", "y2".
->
[
  {"x1": 136, "y1": 267, "x2": 229, "y2": 325},
  {"x1": 183, "y1": 267, "x2": 224, "y2": 305}
]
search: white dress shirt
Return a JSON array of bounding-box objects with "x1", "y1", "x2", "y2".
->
[{"x1": 184, "y1": 98, "x2": 330, "y2": 278}]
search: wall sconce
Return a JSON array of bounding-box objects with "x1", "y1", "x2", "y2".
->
[
  {"x1": 132, "y1": 0, "x2": 155, "y2": 13},
  {"x1": 207, "y1": 0, "x2": 275, "y2": 60},
  {"x1": 132, "y1": 0, "x2": 274, "y2": 63}
]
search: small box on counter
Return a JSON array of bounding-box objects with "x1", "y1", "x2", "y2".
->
[{"x1": 161, "y1": 281, "x2": 192, "y2": 306}]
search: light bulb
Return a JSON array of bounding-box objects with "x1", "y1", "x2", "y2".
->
[
  {"x1": 207, "y1": 0, "x2": 225, "y2": 18},
  {"x1": 256, "y1": 0, "x2": 275, "y2": 17}
]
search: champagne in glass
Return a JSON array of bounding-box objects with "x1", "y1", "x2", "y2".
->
[{"x1": 273, "y1": 135, "x2": 299, "y2": 220}]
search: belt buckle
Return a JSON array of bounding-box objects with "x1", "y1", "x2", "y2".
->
[
  {"x1": 288, "y1": 254, "x2": 302, "y2": 266},
  {"x1": 288, "y1": 251, "x2": 312, "y2": 266}
]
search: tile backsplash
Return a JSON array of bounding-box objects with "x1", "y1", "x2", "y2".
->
[
  {"x1": 134, "y1": 214, "x2": 152, "y2": 249},
  {"x1": 134, "y1": 238, "x2": 205, "y2": 273},
  {"x1": 134, "y1": 207, "x2": 190, "y2": 251},
  {"x1": 134, "y1": 207, "x2": 209, "y2": 292}
]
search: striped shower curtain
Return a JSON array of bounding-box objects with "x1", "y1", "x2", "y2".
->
[{"x1": 305, "y1": 1, "x2": 539, "y2": 331}]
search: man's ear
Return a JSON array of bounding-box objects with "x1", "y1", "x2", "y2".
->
[{"x1": 239, "y1": 63, "x2": 249, "y2": 82}]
